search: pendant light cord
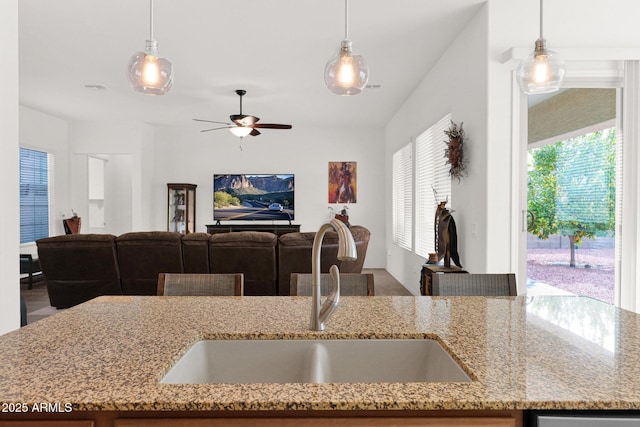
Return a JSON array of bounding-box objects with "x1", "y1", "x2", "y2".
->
[
  {"x1": 149, "y1": 0, "x2": 155, "y2": 41},
  {"x1": 344, "y1": 0, "x2": 349, "y2": 40},
  {"x1": 539, "y1": 0, "x2": 543, "y2": 40}
]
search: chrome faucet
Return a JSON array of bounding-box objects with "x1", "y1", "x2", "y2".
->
[{"x1": 310, "y1": 218, "x2": 357, "y2": 331}]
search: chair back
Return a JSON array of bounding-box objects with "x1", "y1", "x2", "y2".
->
[
  {"x1": 158, "y1": 273, "x2": 244, "y2": 296},
  {"x1": 290, "y1": 273, "x2": 374, "y2": 296},
  {"x1": 431, "y1": 273, "x2": 517, "y2": 296}
]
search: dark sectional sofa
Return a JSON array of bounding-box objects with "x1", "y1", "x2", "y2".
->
[{"x1": 36, "y1": 226, "x2": 370, "y2": 308}]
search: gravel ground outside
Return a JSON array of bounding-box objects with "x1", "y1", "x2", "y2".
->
[{"x1": 527, "y1": 248, "x2": 615, "y2": 304}]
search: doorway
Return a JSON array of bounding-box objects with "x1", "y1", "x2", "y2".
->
[
  {"x1": 525, "y1": 89, "x2": 618, "y2": 304},
  {"x1": 71, "y1": 153, "x2": 133, "y2": 236}
]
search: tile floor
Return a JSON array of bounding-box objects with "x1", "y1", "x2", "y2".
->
[{"x1": 526, "y1": 278, "x2": 575, "y2": 296}]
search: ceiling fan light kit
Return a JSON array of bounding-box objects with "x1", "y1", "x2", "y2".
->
[
  {"x1": 126, "y1": 0, "x2": 173, "y2": 95},
  {"x1": 228, "y1": 126, "x2": 253, "y2": 138},
  {"x1": 194, "y1": 89, "x2": 292, "y2": 139},
  {"x1": 516, "y1": 0, "x2": 565, "y2": 94},
  {"x1": 324, "y1": 0, "x2": 369, "y2": 95}
]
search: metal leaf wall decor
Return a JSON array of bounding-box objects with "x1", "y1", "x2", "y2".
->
[{"x1": 444, "y1": 120, "x2": 467, "y2": 181}]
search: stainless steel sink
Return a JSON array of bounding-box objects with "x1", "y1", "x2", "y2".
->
[{"x1": 161, "y1": 339, "x2": 471, "y2": 384}]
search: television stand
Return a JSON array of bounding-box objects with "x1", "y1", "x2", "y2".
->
[{"x1": 206, "y1": 223, "x2": 300, "y2": 237}]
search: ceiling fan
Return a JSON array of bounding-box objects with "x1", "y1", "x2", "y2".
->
[{"x1": 194, "y1": 89, "x2": 292, "y2": 138}]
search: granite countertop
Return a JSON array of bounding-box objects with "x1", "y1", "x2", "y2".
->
[{"x1": 1, "y1": 295, "x2": 640, "y2": 412}]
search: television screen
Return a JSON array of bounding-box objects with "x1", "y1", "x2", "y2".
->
[{"x1": 213, "y1": 174, "x2": 294, "y2": 221}]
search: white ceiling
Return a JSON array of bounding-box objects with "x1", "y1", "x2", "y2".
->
[{"x1": 19, "y1": 0, "x2": 486, "y2": 129}]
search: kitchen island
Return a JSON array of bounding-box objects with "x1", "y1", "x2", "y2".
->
[{"x1": 0, "y1": 295, "x2": 639, "y2": 426}]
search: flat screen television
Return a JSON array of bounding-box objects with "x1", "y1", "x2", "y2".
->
[{"x1": 213, "y1": 174, "x2": 294, "y2": 221}]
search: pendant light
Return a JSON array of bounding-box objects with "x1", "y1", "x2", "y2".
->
[
  {"x1": 516, "y1": 0, "x2": 565, "y2": 94},
  {"x1": 126, "y1": 0, "x2": 173, "y2": 95},
  {"x1": 324, "y1": 0, "x2": 369, "y2": 96}
]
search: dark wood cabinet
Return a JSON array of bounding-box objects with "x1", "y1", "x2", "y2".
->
[
  {"x1": 206, "y1": 223, "x2": 300, "y2": 236},
  {"x1": 168, "y1": 183, "x2": 196, "y2": 234}
]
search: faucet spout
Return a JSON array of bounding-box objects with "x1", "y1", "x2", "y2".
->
[{"x1": 310, "y1": 219, "x2": 357, "y2": 331}]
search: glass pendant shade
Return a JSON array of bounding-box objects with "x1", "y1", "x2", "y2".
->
[
  {"x1": 516, "y1": 38, "x2": 565, "y2": 94},
  {"x1": 228, "y1": 126, "x2": 252, "y2": 138},
  {"x1": 127, "y1": 40, "x2": 173, "y2": 95},
  {"x1": 325, "y1": 40, "x2": 369, "y2": 95},
  {"x1": 126, "y1": 0, "x2": 173, "y2": 95}
]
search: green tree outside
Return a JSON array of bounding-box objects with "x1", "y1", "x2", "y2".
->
[{"x1": 527, "y1": 128, "x2": 616, "y2": 267}]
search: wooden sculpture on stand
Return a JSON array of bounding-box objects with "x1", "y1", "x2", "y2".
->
[{"x1": 434, "y1": 199, "x2": 462, "y2": 268}]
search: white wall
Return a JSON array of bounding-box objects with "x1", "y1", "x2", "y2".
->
[
  {"x1": 384, "y1": 5, "x2": 489, "y2": 294},
  {"x1": 68, "y1": 121, "x2": 153, "y2": 233},
  {"x1": 138, "y1": 124, "x2": 155, "y2": 231},
  {"x1": 79, "y1": 154, "x2": 133, "y2": 234},
  {"x1": 0, "y1": 0, "x2": 19, "y2": 335},
  {"x1": 152, "y1": 124, "x2": 387, "y2": 267},
  {"x1": 20, "y1": 106, "x2": 70, "y2": 239},
  {"x1": 104, "y1": 154, "x2": 133, "y2": 235}
]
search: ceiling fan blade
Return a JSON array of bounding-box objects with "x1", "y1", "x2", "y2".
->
[
  {"x1": 193, "y1": 118, "x2": 231, "y2": 125},
  {"x1": 252, "y1": 123, "x2": 292, "y2": 130},
  {"x1": 250, "y1": 129, "x2": 261, "y2": 137},
  {"x1": 200, "y1": 126, "x2": 231, "y2": 133},
  {"x1": 231, "y1": 114, "x2": 259, "y2": 126}
]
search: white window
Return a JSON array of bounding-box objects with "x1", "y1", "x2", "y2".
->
[
  {"x1": 20, "y1": 148, "x2": 52, "y2": 243},
  {"x1": 392, "y1": 142, "x2": 413, "y2": 251},
  {"x1": 415, "y1": 114, "x2": 452, "y2": 258}
]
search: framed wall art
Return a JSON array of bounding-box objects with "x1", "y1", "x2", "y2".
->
[{"x1": 328, "y1": 161, "x2": 357, "y2": 204}]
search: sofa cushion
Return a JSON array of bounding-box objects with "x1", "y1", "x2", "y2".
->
[
  {"x1": 116, "y1": 231, "x2": 184, "y2": 295},
  {"x1": 116, "y1": 231, "x2": 183, "y2": 245},
  {"x1": 181, "y1": 232, "x2": 210, "y2": 273},
  {"x1": 278, "y1": 231, "x2": 339, "y2": 246},
  {"x1": 209, "y1": 232, "x2": 277, "y2": 296},
  {"x1": 209, "y1": 231, "x2": 277, "y2": 246}
]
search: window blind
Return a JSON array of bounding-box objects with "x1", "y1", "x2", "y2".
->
[
  {"x1": 529, "y1": 89, "x2": 616, "y2": 145},
  {"x1": 20, "y1": 148, "x2": 50, "y2": 243},
  {"x1": 392, "y1": 142, "x2": 413, "y2": 251},
  {"x1": 415, "y1": 114, "x2": 452, "y2": 258},
  {"x1": 555, "y1": 128, "x2": 616, "y2": 227}
]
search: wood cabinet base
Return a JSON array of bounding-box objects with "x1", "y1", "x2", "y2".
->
[
  {"x1": 1, "y1": 410, "x2": 522, "y2": 427},
  {"x1": 116, "y1": 416, "x2": 517, "y2": 427}
]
